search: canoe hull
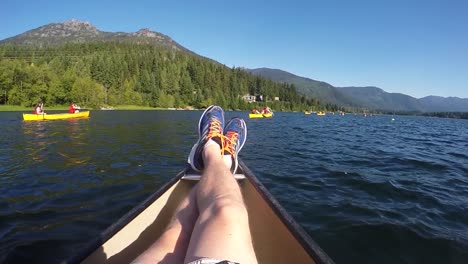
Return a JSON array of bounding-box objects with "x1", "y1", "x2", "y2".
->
[
  {"x1": 23, "y1": 111, "x2": 90, "y2": 121},
  {"x1": 70, "y1": 161, "x2": 333, "y2": 264},
  {"x1": 249, "y1": 113, "x2": 273, "y2": 119}
]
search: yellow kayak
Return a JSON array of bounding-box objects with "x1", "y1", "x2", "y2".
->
[
  {"x1": 249, "y1": 112, "x2": 273, "y2": 119},
  {"x1": 23, "y1": 111, "x2": 90, "y2": 121},
  {"x1": 317, "y1": 112, "x2": 326, "y2": 116}
]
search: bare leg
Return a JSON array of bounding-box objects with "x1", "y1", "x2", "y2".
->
[
  {"x1": 133, "y1": 186, "x2": 198, "y2": 264},
  {"x1": 184, "y1": 144, "x2": 258, "y2": 263}
]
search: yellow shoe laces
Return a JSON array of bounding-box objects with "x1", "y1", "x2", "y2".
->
[
  {"x1": 221, "y1": 131, "x2": 238, "y2": 157},
  {"x1": 205, "y1": 118, "x2": 225, "y2": 151}
]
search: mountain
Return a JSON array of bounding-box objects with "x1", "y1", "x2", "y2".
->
[
  {"x1": 419, "y1": 96, "x2": 468, "y2": 112},
  {"x1": 247, "y1": 68, "x2": 358, "y2": 107},
  {"x1": 1, "y1": 21, "x2": 315, "y2": 111},
  {"x1": 2, "y1": 21, "x2": 467, "y2": 112},
  {"x1": 337, "y1": 86, "x2": 425, "y2": 112},
  {"x1": 248, "y1": 68, "x2": 468, "y2": 112},
  {"x1": 0, "y1": 19, "x2": 192, "y2": 53}
]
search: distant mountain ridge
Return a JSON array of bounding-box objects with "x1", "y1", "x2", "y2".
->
[
  {"x1": 418, "y1": 96, "x2": 468, "y2": 112},
  {"x1": 2, "y1": 21, "x2": 467, "y2": 112},
  {"x1": 246, "y1": 68, "x2": 358, "y2": 107},
  {"x1": 0, "y1": 19, "x2": 192, "y2": 53},
  {"x1": 247, "y1": 68, "x2": 468, "y2": 112}
]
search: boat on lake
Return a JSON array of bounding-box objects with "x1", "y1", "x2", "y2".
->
[
  {"x1": 23, "y1": 111, "x2": 90, "y2": 121},
  {"x1": 249, "y1": 112, "x2": 273, "y2": 119},
  {"x1": 100, "y1": 107, "x2": 114, "y2": 110},
  {"x1": 69, "y1": 160, "x2": 333, "y2": 264},
  {"x1": 317, "y1": 111, "x2": 326, "y2": 116}
]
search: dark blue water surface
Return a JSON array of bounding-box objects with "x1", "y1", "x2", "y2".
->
[{"x1": 0, "y1": 111, "x2": 467, "y2": 263}]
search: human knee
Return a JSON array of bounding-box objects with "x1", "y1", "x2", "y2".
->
[{"x1": 209, "y1": 198, "x2": 249, "y2": 221}]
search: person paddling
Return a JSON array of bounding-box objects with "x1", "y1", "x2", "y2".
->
[
  {"x1": 34, "y1": 102, "x2": 45, "y2": 115},
  {"x1": 69, "y1": 102, "x2": 80, "y2": 113}
]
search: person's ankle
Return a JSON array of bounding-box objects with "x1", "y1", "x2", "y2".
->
[
  {"x1": 203, "y1": 139, "x2": 220, "y2": 151},
  {"x1": 223, "y1": 155, "x2": 233, "y2": 170},
  {"x1": 202, "y1": 140, "x2": 221, "y2": 160}
]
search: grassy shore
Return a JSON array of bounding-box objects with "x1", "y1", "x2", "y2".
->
[
  {"x1": 110, "y1": 105, "x2": 166, "y2": 110},
  {"x1": 0, "y1": 104, "x2": 176, "y2": 111}
]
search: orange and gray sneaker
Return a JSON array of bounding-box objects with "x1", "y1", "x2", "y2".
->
[
  {"x1": 221, "y1": 117, "x2": 247, "y2": 174},
  {"x1": 187, "y1": 105, "x2": 225, "y2": 172}
]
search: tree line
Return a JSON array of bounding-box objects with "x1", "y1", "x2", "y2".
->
[
  {"x1": 0, "y1": 42, "x2": 345, "y2": 112},
  {"x1": 421, "y1": 112, "x2": 468, "y2": 119}
]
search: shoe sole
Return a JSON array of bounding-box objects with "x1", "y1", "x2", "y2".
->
[
  {"x1": 187, "y1": 105, "x2": 217, "y2": 172},
  {"x1": 197, "y1": 105, "x2": 215, "y2": 137},
  {"x1": 182, "y1": 172, "x2": 246, "y2": 180},
  {"x1": 228, "y1": 118, "x2": 247, "y2": 174},
  {"x1": 237, "y1": 118, "x2": 247, "y2": 153}
]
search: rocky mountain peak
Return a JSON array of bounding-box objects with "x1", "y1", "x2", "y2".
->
[
  {"x1": 0, "y1": 20, "x2": 187, "y2": 53},
  {"x1": 133, "y1": 28, "x2": 162, "y2": 39},
  {"x1": 24, "y1": 19, "x2": 100, "y2": 39},
  {"x1": 137, "y1": 28, "x2": 152, "y2": 34},
  {"x1": 62, "y1": 19, "x2": 97, "y2": 32}
]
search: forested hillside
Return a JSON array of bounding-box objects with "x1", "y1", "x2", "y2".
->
[
  {"x1": 249, "y1": 68, "x2": 468, "y2": 113},
  {"x1": 0, "y1": 43, "x2": 339, "y2": 112},
  {"x1": 247, "y1": 68, "x2": 357, "y2": 107}
]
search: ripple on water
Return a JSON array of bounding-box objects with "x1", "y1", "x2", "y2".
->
[
  {"x1": 1, "y1": 112, "x2": 468, "y2": 263},
  {"x1": 321, "y1": 222, "x2": 468, "y2": 264}
]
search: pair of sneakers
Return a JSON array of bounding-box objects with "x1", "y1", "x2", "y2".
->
[{"x1": 187, "y1": 105, "x2": 247, "y2": 174}]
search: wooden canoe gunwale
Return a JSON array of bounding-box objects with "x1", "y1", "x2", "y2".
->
[{"x1": 67, "y1": 171, "x2": 185, "y2": 264}]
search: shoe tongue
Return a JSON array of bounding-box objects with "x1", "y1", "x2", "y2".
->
[
  {"x1": 212, "y1": 136, "x2": 221, "y2": 145},
  {"x1": 222, "y1": 149, "x2": 233, "y2": 156}
]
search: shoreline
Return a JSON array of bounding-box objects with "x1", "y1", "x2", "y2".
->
[{"x1": 0, "y1": 105, "x2": 175, "y2": 111}]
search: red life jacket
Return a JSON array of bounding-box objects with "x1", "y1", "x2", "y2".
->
[{"x1": 69, "y1": 105, "x2": 75, "y2": 113}]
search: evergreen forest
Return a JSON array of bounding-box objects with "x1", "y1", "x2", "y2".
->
[{"x1": 0, "y1": 43, "x2": 344, "y2": 112}]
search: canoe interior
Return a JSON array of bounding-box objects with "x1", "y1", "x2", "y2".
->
[{"x1": 74, "y1": 163, "x2": 332, "y2": 264}]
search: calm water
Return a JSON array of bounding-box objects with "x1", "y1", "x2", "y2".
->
[{"x1": 1, "y1": 111, "x2": 467, "y2": 263}]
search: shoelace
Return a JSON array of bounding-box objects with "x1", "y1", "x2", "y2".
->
[
  {"x1": 221, "y1": 131, "x2": 238, "y2": 157},
  {"x1": 205, "y1": 118, "x2": 223, "y2": 139},
  {"x1": 205, "y1": 117, "x2": 225, "y2": 151}
]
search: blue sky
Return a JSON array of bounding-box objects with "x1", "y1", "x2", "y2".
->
[{"x1": 2, "y1": 0, "x2": 468, "y2": 98}]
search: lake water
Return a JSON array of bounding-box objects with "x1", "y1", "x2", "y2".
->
[{"x1": 1, "y1": 110, "x2": 467, "y2": 263}]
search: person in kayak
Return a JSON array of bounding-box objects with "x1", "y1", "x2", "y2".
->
[
  {"x1": 34, "y1": 102, "x2": 45, "y2": 115},
  {"x1": 260, "y1": 107, "x2": 271, "y2": 114},
  {"x1": 69, "y1": 102, "x2": 80, "y2": 113},
  {"x1": 134, "y1": 105, "x2": 257, "y2": 264}
]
